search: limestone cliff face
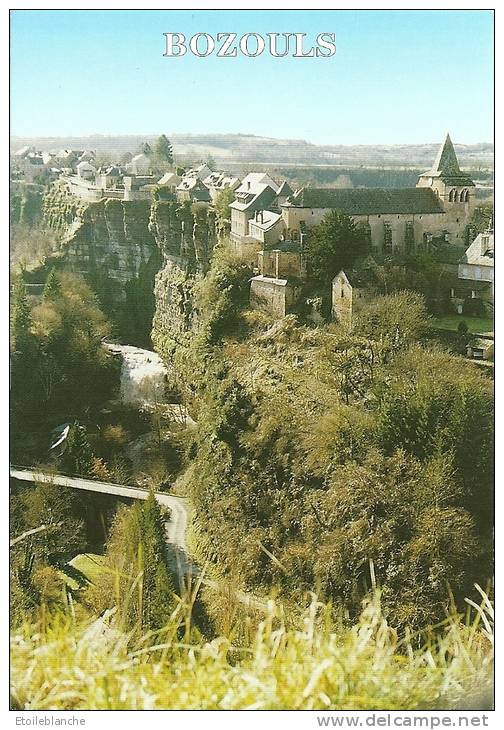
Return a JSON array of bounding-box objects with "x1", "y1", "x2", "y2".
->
[
  {"x1": 42, "y1": 183, "x2": 217, "y2": 349},
  {"x1": 151, "y1": 258, "x2": 197, "y2": 360},
  {"x1": 42, "y1": 183, "x2": 160, "y2": 343},
  {"x1": 149, "y1": 199, "x2": 216, "y2": 269},
  {"x1": 150, "y1": 200, "x2": 217, "y2": 361},
  {"x1": 44, "y1": 184, "x2": 158, "y2": 293}
]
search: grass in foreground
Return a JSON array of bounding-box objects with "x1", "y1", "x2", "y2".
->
[
  {"x1": 429, "y1": 315, "x2": 493, "y2": 334},
  {"x1": 11, "y1": 589, "x2": 493, "y2": 711}
]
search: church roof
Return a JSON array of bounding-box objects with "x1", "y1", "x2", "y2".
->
[
  {"x1": 421, "y1": 133, "x2": 475, "y2": 186},
  {"x1": 284, "y1": 187, "x2": 444, "y2": 215}
]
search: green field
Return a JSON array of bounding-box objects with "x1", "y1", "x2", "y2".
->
[
  {"x1": 429, "y1": 315, "x2": 493, "y2": 334},
  {"x1": 59, "y1": 553, "x2": 107, "y2": 590}
]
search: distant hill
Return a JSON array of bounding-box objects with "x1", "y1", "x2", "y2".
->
[{"x1": 10, "y1": 133, "x2": 493, "y2": 170}]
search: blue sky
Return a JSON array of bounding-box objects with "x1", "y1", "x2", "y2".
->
[{"x1": 10, "y1": 9, "x2": 493, "y2": 144}]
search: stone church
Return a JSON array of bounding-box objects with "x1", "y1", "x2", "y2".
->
[
  {"x1": 281, "y1": 133, "x2": 475, "y2": 254},
  {"x1": 242, "y1": 134, "x2": 477, "y2": 317}
]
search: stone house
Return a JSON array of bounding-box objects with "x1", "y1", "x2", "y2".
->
[
  {"x1": 250, "y1": 244, "x2": 304, "y2": 317},
  {"x1": 183, "y1": 163, "x2": 213, "y2": 182},
  {"x1": 248, "y1": 210, "x2": 286, "y2": 247},
  {"x1": 467, "y1": 337, "x2": 494, "y2": 360},
  {"x1": 123, "y1": 175, "x2": 158, "y2": 201},
  {"x1": 77, "y1": 150, "x2": 96, "y2": 164},
  {"x1": 17, "y1": 153, "x2": 46, "y2": 181},
  {"x1": 13, "y1": 145, "x2": 35, "y2": 158},
  {"x1": 128, "y1": 153, "x2": 151, "y2": 176},
  {"x1": 250, "y1": 275, "x2": 303, "y2": 317},
  {"x1": 157, "y1": 171, "x2": 182, "y2": 192},
  {"x1": 176, "y1": 177, "x2": 211, "y2": 203},
  {"x1": 276, "y1": 180, "x2": 294, "y2": 208},
  {"x1": 331, "y1": 263, "x2": 377, "y2": 330},
  {"x1": 256, "y1": 248, "x2": 304, "y2": 279},
  {"x1": 230, "y1": 182, "x2": 279, "y2": 264},
  {"x1": 96, "y1": 165, "x2": 122, "y2": 189},
  {"x1": 76, "y1": 160, "x2": 96, "y2": 181},
  {"x1": 452, "y1": 229, "x2": 494, "y2": 313},
  {"x1": 203, "y1": 171, "x2": 241, "y2": 202}
]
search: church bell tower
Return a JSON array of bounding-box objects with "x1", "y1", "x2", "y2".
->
[{"x1": 417, "y1": 133, "x2": 475, "y2": 208}]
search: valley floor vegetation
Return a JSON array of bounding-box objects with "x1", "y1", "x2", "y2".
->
[
  {"x1": 10, "y1": 230, "x2": 493, "y2": 710},
  {"x1": 160, "y1": 244, "x2": 493, "y2": 634}
]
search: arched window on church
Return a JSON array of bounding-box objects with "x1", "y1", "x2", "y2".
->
[
  {"x1": 449, "y1": 190, "x2": 455, "y2": 202},
  {"x1": 454, "y1": 190, "x2": 459, "y2": 202}
]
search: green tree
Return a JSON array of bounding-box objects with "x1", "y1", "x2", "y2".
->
[
  {"x1": 142, "y1": 142, "x2": 152, "y2": 156},
  {"x1": 154, "y1": 135, "x2": 174, "y2": 165},
  {"x1": 60, "y1": 424, "x2": 95, "y2": 477},
  {"x1": 11, "y1": 271, "x2": 115, "y2": 454},
  {"x1": 304, "y1": 448, "x2": 480, "y2": 630},
  {"x1": 469, "y1": 204, "x2": 493, "y2": 237},
  {"x1": 23, "y1": 480, "x2": 87, "y2": 563},
  {"x1": 304, "y1": 211, "x2": 370, "y2": 283},
  {"x1": 193, "y1": 244, "x2": 252, "y2": 345},
  {"x1": 88, "y1": 496, "x2": 176, "y2": 631},
  {"x1": 10, "y1": 276, "x2": 32, "y2": 350},
  {"x1": 214, "y1": 187, "x2": 235, "y2": 237},
  {"x1": 374, "y1": 345, "x2": 493, "y2": 530},
  {"x1": 138, "y1": 492, "x2": 176, "y2": 630},
  {"x1": 42, "y1": 268, "x2": 61, "y2": 301},
  {"x1": 456, "y1": 320, "x2": 472, "y2": 354},
  {"x1": 355, "y1": 291, "x2": 428, "y2": 353}
]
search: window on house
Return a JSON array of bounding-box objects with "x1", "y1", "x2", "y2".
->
[
  {"x1": 383, "y1": 222, "x2": 392, "y2": 253},
  {"x1": 362, "y1": 222, "x2": 372, "y2": 247},
  {"x1": 422, "y1": 232, "x2": 433, "y2": 252},
  {"x1": 405, "y1": 221, "x2": 414, "y2": 253}
]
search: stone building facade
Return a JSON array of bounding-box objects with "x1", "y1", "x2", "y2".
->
[
  {"x1": 281, "y1": 135, "x2": 475, "y2": 251},
  {"x1": 250, "y1": 275, "x2": 303, "y2": 318},
  {"x1": 451, "y1": 229, "x2": 494, "y2": 314},
  {"x1": 230, "y1": 135, "x2": 476, "y2": 260},
  {"x1": 331, "y1": 266, "x2": 376, "y2": 329},
  {"x1": 250, "y1": 246, "x2": 305, "y2": 317}
]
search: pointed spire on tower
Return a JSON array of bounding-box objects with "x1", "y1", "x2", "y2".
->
[
  {"x1": 431, "y1": 133, "x2": 462, "y2": 177},
  {"x1": 420, "y1": 133, "x2": 475, "y2": 187}
]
